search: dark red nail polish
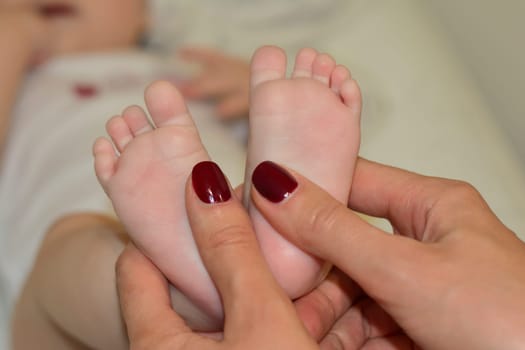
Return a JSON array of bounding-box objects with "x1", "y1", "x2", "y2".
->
[
  {"x1": 252, "y1": 161, "x2": 298, "y2": 203},
  {"x1": 192, "y1": 161, "x2": 231, "y2": 204}
]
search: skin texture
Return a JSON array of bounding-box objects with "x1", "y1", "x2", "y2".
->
[{"x1": 118, "y1": 158, "x2": 525, "y2": 349}]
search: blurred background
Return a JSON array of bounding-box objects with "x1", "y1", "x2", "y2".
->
[
  {"x1": 150, "y1": 0, "x2": 525, "y2": 235},
  {"x1": 427, "y1": 0, "x2": 525, "y2": 163}
]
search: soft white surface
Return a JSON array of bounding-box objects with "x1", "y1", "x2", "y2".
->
[{"x1": 426, "y1": 0, "x2": 525, "y2": 164}]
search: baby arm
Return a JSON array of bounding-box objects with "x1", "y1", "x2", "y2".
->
[
  {"x1": 0, "y1": 7, "x2": 50, "y2": 155},
  {"x1": 178, "y1": 47, "x2": 250, "y2": 120}
]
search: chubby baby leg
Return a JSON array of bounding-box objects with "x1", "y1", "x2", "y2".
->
[
  {"x1": 11, "y1": 213, "x2": 129, "y2": 349},
  {"x1": 244, "y1": 46, "x2": 362, "y2": 299},
  {"x1": 11, "y1": 213, "x2": 213, "y2": 349}
]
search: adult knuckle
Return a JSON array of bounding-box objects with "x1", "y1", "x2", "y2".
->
[
  {"x1": 312, "y1": 288, "x2": 338, "y2": 328},
  {"x1": 434, "y1": 179, "x2": 483, "y2": 206},
  {"x1": 205, "y1": 223, "x2": 254, "y2": 252},
  {"x1": 455, "y1": 181, "x2": 482, "y2": 202},
  {"x1": 425, "y1": 178, "x2": 489, "y2": 233},
  {"x1": 301, "y1": 200, "x2": 346, "y2": 246},
  {"x1": 323, "y1": 331, "x2": 345, "y2": 350}
]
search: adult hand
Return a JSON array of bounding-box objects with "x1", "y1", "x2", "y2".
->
[
  {"x1": 119, "y1": 246, "x2": 397, "y2": 350},
  {"x1": 177, "y1": 47, "x2": 250, "y2": 120},
  {"x1": 296, "y1": 267, "x2": 414, "y2": 349},
  {"x1": 116, "y1": 161, "x2": 319, "y2": 349},
  {"x1": 117, "y1": 164, "x2": 406, "y2": 349},
  {"x1": 250, "y1": 159, "x2": 525, "y2": 350}
]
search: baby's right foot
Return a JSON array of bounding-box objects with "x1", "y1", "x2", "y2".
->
[
  {"x1": 244, "y1": 46, "x2": 362, "y2": 298},
  {"x1": 93, "y1": 81, "x2": 222, "y2": 330}
]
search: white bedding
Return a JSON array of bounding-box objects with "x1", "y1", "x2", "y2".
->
[
  {"x1": 2, "y1": 0, "x2": 525, "y2": 348},
  {"x1": 156, "y1": 0, "x2": 525, "y2": 236}
]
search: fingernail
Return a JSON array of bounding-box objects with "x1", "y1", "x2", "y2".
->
[
  {"x1": 192, "y1": 161, "x2": 231, "y2": 204},
  {"x1": 252, "y1": 161, "x2": 298, "y2": 203}
]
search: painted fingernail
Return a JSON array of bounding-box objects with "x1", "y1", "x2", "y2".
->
[
  {"x1": 192, "y1": 161, "x2": 231, "y2": 204},
  {"x1": 252, "y1": 161, "x2": 298, "y2": 203}
]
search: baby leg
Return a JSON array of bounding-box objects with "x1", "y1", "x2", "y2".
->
[
  {"x1": 244, "y1": 46, "x2": 362, "y2": 298},
  {"x1": 12, "y1": 211, "x2": 218, "y2": 350},
  {"x1": 11, "y1": 213, "x2": 129, "y2": 350},
  {"x1": 93, "y1": 81, "x2": 222, "y2": 330}
]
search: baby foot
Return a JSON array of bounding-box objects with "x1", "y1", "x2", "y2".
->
[
  {"x1": 244, "y1": 46, "x2": 362, "y2": 298},
  {"x1": 93, "y1": 81, "x2": 222, "y2": 330}
]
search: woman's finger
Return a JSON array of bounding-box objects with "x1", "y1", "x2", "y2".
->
[
  {"x1": 348, "y1": 158, "x2": 495, "y2": 239},
  {"x1": 294, "y1": 268, "x2": 362, "y2": 341},
  {"x1": 319, "y1": 298, "x2": 401, "y2": 349},
  {"x1": 186, "y1": 161, "x2": 301, "y2": 327},
  {"x1": 250, "y1": 161, "x2": 431, "y2": 299},
  {"x1": 116, "y1": 244, "x2": 193, "y2": 346}
]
